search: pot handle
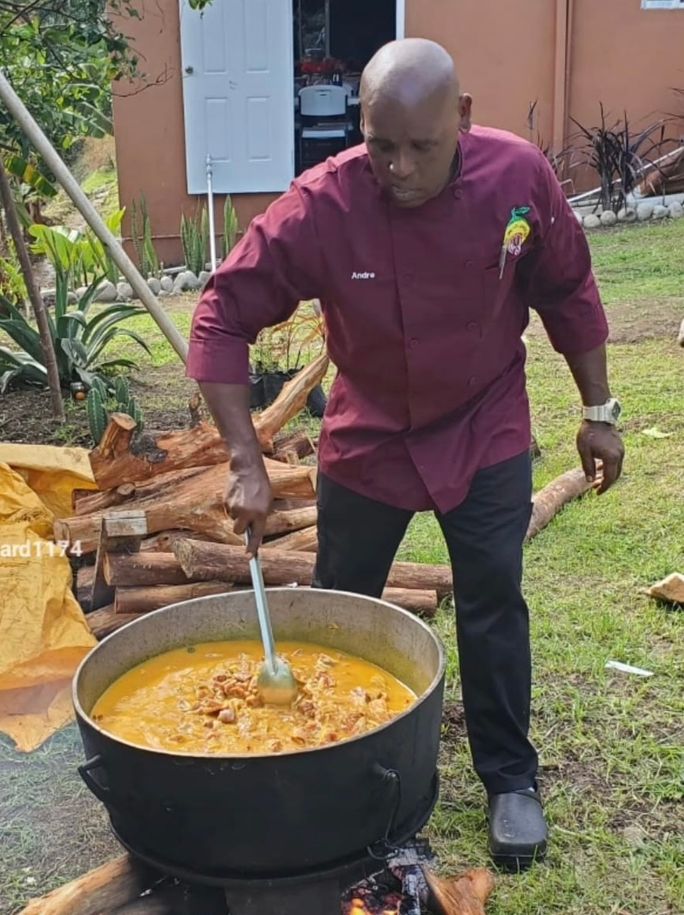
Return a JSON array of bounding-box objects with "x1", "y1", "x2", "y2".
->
[
  {"x1": 78, "y1": 754, "x2": 112, "y2": 804},
  {"x1": 367, "y1": 763, "x2": 402, "y2": 861}
]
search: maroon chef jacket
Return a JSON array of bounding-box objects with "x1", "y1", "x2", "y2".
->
[{"x1": 187, "y1": 126, "x2": 609, "y2": 513}]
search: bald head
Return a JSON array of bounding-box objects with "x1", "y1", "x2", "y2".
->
[
  {"x1": 360, "y1": 38, "x2": 460, "y2": 111},
  {"x1": 359, "y1": 40, "x2": 472, "y2": 208}
]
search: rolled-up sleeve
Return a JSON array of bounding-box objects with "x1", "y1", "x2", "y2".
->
[
  {"x1": 186, "y1": 183, "x2": 323, "y2": 384},
  {"x1": 521, "y1": 152, "x2": 609, "y2": 355}
]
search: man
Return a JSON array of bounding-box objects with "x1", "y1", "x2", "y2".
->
[{"x1": 186, "y1": 39, "x2": 624, "y2": 869}]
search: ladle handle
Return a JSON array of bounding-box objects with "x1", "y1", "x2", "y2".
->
[{"x1": 245, "y1": 530, "x2": 278, "y2": 676}]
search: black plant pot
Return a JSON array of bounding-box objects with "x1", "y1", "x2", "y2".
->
[{"x1": 249, "y1": 369, "x2": 327, "y2": 418}]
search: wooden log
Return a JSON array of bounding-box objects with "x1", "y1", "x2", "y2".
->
[
  {"x1": 271, "y1": 429, "x2": 317, "y2": 463},
  {"x1": 18, "y1": 855, "x2": 150, "y2": 915},
  {"x1": 72, "y1": 483, "x2": 136, "y2": 515},
  {"x1": 425, "y1": 867, "x2": 495, "y2": 915},
  {"x1": 114, "y1": 581, "x2": 233, "y2": 615},
  {"x1": 382, "y1": 587, "x2": 438, "y2": 617},
  {"x1": 87, "y1": 605, "x2": 138, "y2": 639},
  {"x1": 173, "y1": 541, "x2": 453, "y2": 598},
  {"x1": 76, "y1": 564, "x2": 95, "y2": 610},
  {"x1": 88, "y1": 357, "x2": 328, "y2": 488},
  {"x1": 104, "y1": 552, "x2": 189, "y2": 587},
  {"x1": 525, "y1": 468, "x2": 594, "y2": 542},
  {"x1": 254, "y1": 352, "x2": 329, "y2": 452},
  {"x1": 139, "y1": 530, "x2": 215, "y2": 553},
  {"x1": 89, "y1": 416, "x2": 229, "y2": 490},
  {"x1": 263, "y1": 524, "x2": 318, "y2": 553},
  {"x1": 55, "y1": 462, "x2": 315, "y2": 555},
  {"x1": 263, "y1": 506, "x2": 318, "y2": 538}
]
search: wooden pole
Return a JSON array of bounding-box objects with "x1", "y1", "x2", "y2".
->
[
  {"x1": 0, "y1": 71, "x2": 189, "y2": 363},
  {"x1": 0, "y1": 156, "x2": 65, "y2": 420}
]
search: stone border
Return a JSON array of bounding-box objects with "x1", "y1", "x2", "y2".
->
[{"x1": 576, "y1": 200, "x2": 683, "y2": 230}]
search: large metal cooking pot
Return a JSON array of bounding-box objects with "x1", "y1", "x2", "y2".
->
[{"x1": 73, "y1": 588, "x2": 445, "y2": 881}]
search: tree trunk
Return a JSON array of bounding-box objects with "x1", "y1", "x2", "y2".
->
[
  {"x1": 263, "y1": 506, "x2": 318, "y2": 538},
  {"x1": 103, "y1": 552, "x2": 190, "y2": 587},
  {"x1": 0, "y1": 157, "x2": 64, "y2": 420},
  {"x1": 173, "y1": 541, "x2": 453, "y2": 598},
  {"x1": 114, "y1": 581, "x2": 233, "y2": 615},
  {"x1": 525, "y1": 468, "x2": 593, "y2": 542}
]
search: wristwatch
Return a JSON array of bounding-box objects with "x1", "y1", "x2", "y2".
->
[{"x1": 582, "y1": 398, "x2": 621, "y2": 425}]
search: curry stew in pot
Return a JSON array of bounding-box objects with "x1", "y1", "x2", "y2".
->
[{"x1": 91, "y1": 640, "x2": 417, "y2": 755}]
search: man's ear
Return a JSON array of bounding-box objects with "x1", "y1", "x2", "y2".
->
[{"x1": 458, "y1": 93, "x2": 473, "y2": 132}]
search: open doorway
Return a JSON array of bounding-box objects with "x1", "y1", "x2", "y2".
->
[{"x1": 293, "y1": 0, "x2": 399, "y2": 174}]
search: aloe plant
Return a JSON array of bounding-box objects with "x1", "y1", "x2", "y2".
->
[
  {"x1": 130, "y1": 196, "x2": 160, "y2": 278},
  {"x1": 0, "y1": 277, "x2": 150, "y2": 393},
  {"x1": 180, "y1": 206, "x2": 209, "y2": 275},
  {"x1": 223, "y1": 195, "x2": 239, "y2": 258}
]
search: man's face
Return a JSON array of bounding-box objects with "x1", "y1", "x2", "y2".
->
[{"x1": 362, "y1": 92, "x2": 471, "y2": 208}]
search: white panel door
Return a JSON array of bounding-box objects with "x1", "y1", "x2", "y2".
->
[{"x1": 179, "y1": 0, "x2": 294, "y2": 194}]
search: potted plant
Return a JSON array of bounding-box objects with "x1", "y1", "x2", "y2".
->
[{"x1": 250, "y1": 303, "x2": 327, "y2": 417}]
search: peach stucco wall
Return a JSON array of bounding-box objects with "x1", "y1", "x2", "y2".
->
[{"x1": 112, "y1": 0, "x2": 684, "y2": 265}]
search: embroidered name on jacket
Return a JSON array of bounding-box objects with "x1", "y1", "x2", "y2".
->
[{"x1": 351, "y1": 271, "x2": 376, "y2": 280}]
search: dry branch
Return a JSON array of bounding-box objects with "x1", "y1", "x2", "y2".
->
[{"x1": 263, "y1": 524, "x2": 318, "y2": 552}]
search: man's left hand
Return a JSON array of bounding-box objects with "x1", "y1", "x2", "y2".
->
[{"x1": 576, "y1": 421, "x2": 625, "y2": 494}]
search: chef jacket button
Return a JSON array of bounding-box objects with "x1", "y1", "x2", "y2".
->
[
  {"x1": 401, "y1": 272, "x2": 414, "y2": 283},
  {"x1": 467, "y1": 321, "x2": 479, "y2": 333},
  {"x1": 408, "y1": 337, "x2": 418, "y2": 348},
  {"x1": 464, "y1": 260, "x2": 473, "y2": 268},
  {"x1": 468, "y1": 376, "x2": 477, "y2": 387}
]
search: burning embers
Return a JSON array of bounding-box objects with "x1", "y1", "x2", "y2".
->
[{"x1": 341, "y1": 841, "x2": 495, "y2": 915}]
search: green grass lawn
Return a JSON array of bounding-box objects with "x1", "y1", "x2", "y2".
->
[{"x1": 1, "y1": 220, "x2": 683, "y2": 913}]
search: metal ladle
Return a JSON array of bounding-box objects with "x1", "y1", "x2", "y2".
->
[{"x1": 245, "y1": 531, "x2": 298, "y2": 706}]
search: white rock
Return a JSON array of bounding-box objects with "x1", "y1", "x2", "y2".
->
[
  {"x1": 94, "y1": 280, "x2": 117, "y2": 303},
  {"x1": 600, "y1": 210, "x2": 617, "y2": 227},
  {"x1": 116, "y1": 281, "x2": 133, "y2": 300},
  {"x1": 617, "y1": 207, "x2": 636, "y2": 223},
  {"x1": 173, "y1": 270, "x2": 201, "y2": 294},
  {"x1": 199, "y1": 270, "x2": 212, "y2": 287},
  {"x1": 160, "y1": 275, "x2": 174, "y2": 293},
  {"x1": 583, "y1": 214, "x2": 601, "y2": 230},
  {"x1": 636, "y1": 203, "x2": 654, "y2": 222},
  {"x1": 147, "y1": 276, "x2": 162, "y2": 295},
  {"x1": 652, "y1": 204, "x2": 668, "y2": 220},
  {"x1": 667, "y1": 201, "x2": 683, "y2": 220}
]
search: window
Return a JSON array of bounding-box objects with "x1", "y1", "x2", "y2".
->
[{"x1": 642, "y1": 1, "x2": 684, "y2": 9}]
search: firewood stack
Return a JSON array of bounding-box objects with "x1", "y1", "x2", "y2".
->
[
  {"x1": 58, "y1": 353, "x2": 599, "y2": 641},
  {"x1": 60, "y1": 355, "x2": 448, "y2": 638}
]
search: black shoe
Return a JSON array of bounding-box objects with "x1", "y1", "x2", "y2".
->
[{"x1": 488, "y1": 786, "x2": 548, "y2": 871}]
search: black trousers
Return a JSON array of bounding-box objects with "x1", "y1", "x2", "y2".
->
[{"x1": 312, "y1": 451, "x2": 538, "y2": 795}]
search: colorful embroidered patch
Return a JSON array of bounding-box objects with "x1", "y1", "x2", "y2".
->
[{"x1": 503, "y1": 207, "x2": 532, "y2": 257}]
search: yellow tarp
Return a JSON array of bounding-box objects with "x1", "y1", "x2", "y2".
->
[{"x1": 0, "y1": 447, "x2": 97, "y2": 752}]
